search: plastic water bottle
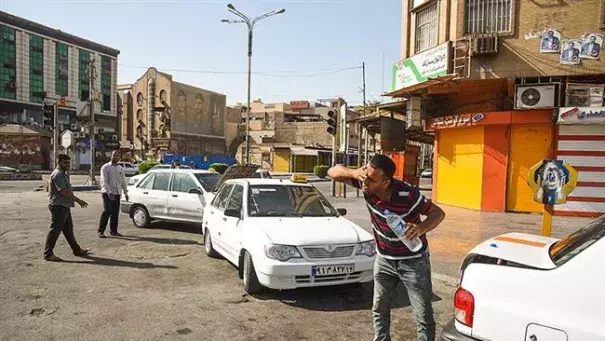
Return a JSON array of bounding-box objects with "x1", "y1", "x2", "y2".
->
[{"x1": 383, "y1": 209, "x2": 423, "y2": 252}]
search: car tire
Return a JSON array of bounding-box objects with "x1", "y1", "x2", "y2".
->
[
  {"x1": 243, "y1": 251, "x2": 262, "y2": 295},
  {"x1": 204, "y1": 229, "x2": 220, "y2": 258},
  {"x1": 131, "y1": 206, "x2": 150, "y2": 228}
]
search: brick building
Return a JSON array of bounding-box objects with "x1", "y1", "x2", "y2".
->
[
  {"x1": 389, "y1": 0, "x2": 605, "y2": 217},
  {"x1": 0, "y1": 10, "x2": 120, "y2": 170}
]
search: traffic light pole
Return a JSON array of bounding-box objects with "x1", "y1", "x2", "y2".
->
[
  {"x1": 53, "y1": 103, "x2": 59, "y2": 165},
  {"x1": 88, "y1": 59, "x2": 97, "y2": 185}
]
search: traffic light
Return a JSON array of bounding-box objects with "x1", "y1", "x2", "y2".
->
[
  {"x1": 326, "y1": 110, "x2": 337, "y2": 135},
  {"x1": 43, "y1": 103, "x2": 54, "y2": 128}
]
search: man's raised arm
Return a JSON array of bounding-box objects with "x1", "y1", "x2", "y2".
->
[{"x1": 328, "y1": 164, "x2": 367, "y2": 186}]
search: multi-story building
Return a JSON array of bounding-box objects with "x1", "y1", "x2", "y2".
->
[
  {"x1": 0, "y1": 10, "x2": 120, "y2": 170},
  {"x1": 388, "y1": 0, "x2": 605, "y2": 217},
  {"x1": 122, "y1": 67, "x2": 227, "y2": 161}
]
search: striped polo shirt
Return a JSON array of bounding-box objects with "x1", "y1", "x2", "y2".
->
[{"x1": 355, "y1": 179, "x2": 432, "y2": 259}]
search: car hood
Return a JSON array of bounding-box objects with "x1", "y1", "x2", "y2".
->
[
  {"x1": 253, "y1": 216, "x2": 372, "y2": 245},
  {"x1": 469, "y1": 232, "x2": 559, "y2": 269}
]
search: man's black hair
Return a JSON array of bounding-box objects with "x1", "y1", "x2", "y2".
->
[
  {"x1": 370, "y1": 154, "x2": 396, "y2": 179},
  {"x1": 57, "y1": 154, "x2": 70, "y2": 162}
]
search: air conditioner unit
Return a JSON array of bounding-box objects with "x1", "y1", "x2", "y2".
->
[
  {"x1": 73, "y1": 132, "x2": 80, "y2": 138},
  {"x1": 472, "y1": 36, "x2": 499, "y2": 55},
  {"x1": 112, "y1": 135, "x2": 118, "y2": 141},
  {"x1": 515, "y1": 84, "x2": 559, "y2": 109},
  {"x1": 565, "y1": 84, "x2": 605, "y2": 107}
]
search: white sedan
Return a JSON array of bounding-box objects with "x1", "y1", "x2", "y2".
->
[
  {"x1": 202, "y1": 177, "x2": 375, "y2": 294},
  {"x1": 121, "y1": 169, "x2": 220, "y2": 231},
  {"x1": 441, "y1": 215, "x2": 605, "y2": 341}
]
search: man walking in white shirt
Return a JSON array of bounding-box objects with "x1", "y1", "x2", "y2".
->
[{"x1": 98, "y1": 151, "x2": 129, "y2": 238}]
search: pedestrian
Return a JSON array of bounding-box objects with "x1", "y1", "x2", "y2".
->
[
  {"x1": 98, "y1": 151, "x2": 129, "y2": 238},
  {"x1": 44, "y1": 154, "x2": 90, "y2": 261},
  {"x1": 328, "y1": 155, "x2": 445, "y2": 341}
]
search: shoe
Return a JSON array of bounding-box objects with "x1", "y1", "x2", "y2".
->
[
  {"x1": 73, "y1": 248, "x2": 90, "y2": 257},
  {"x1": 44, "y1": 255, "x2": 63, "y2": 261},
  {"x1": 110, "y1": 232, "x2": 123, "y2": 237},
  {"x1": 98, "y1": 233, "x2": 106, "y2": 239}
]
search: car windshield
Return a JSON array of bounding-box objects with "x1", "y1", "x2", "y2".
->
[
  {"x1": 195, "y1": 173, "x2": 221, "y2": 192},
  {"x1": 247, "y1": 185, "x2": 338, "y2": 217},
  {"x1": 549, "y1": 215, "x2": 605, "y2": 266}
]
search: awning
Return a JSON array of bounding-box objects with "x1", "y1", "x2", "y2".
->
[
  {"x1": 291, "y1": 148, "x2": 318, "y2": 156},
  {"x1": 384, "y1": 74, "x2": 460, "y2": 98}
]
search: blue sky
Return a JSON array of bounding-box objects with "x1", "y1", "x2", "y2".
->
[{"x1": 1, "y1": 0, "x2": 402, "y2": 106}]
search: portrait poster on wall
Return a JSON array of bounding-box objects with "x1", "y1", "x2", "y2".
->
[
  {"x1": 540, "y1": 28, "x2": 561, "y2": 53},
  {"x1": 560, "y1": 39, "x2": 582, "y2": 65},
  {"x1": 580, "y1": 34, "x2": 602, "y2": 60}
]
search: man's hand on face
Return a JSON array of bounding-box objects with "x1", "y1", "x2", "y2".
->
[{"x1": 353, "y1": 165, "x2": 368, "y2": 182}]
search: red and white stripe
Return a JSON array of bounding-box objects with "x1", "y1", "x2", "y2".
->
[{"x1": 554, "y1": 125, "x2": 605, "y2": 218}]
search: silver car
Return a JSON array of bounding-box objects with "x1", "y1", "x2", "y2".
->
[{"x1": 121, "y1": 169, "x2": 220, "y2": 232}]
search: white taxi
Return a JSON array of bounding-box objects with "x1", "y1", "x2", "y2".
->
[
  {"x1": 202, "y1": 175, "x2": 375, "y2": 294},
  {"x1": 441, "y1": 215, "x2": 605, "y2": 341},
  {"x1": 121, "y1": 169, "x2": 221, "y2": 231}
]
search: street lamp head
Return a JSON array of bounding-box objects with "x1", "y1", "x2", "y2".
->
[
  {"x1": 227, "y1": 3, "x2": 235, "y2": 10},
  {"x1": 276, "y1": 8, "x2": 286, "y2": 14},
  {"x1": 221, "y1": 19, "x2": 230, "y2": 23}
]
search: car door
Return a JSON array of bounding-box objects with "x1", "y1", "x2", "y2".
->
[
  {"x1": 221, "y1": 184, "x2": 245, "y2": 263},
  {"x1": 207, "y1": 184, "x2": 234, "y2": 253},
  {"x1": 168, "y1": 172, "x2": 204, "y2": 222},
  {"x1": 139, "y1": 172, "x2": 171, "y2": 218}
]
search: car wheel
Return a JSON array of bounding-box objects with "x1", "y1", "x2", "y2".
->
[
  {"x1": 243, "y1": 251, "x2": 262, "y2": 294},
  {"x1": 204, "y1": 229, "x2": 220, "y2": 258},
  {"x1": 131, "y1": 206, "x2": 150, "y2": 228}
]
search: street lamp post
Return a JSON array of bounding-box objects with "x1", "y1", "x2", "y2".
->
[{"x1": 222, "y1": 4, "x2": 285, "y2": 165}]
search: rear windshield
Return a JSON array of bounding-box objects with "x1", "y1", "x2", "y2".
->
[{"x1": 549, "y1": 216, "x2": 605, "y2": 266}]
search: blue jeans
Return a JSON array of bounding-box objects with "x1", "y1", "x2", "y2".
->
[{"x1": 372, "y1": 254, "x2": 436, "y2": 341}]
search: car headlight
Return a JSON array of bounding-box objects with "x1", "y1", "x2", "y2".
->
[
  {"x1": 264, "y1": 244, "x2": 302, "y2": 262},
  {"x1": 356, "y1": 240, "x2": 376, "y2": 257}
]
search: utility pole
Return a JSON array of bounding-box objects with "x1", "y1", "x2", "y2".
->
[
  {"x1": 357, "y1": 62, "x2": 366, "y2": 197},
  {"x1": 53, "y1": 103, "x2": 59, "y2": 164},
  {"x1": 88, "y1": 58, "x2": 97, "y2": 185}
]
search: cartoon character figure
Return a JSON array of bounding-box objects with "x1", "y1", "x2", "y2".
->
[{"x1": 535, "y1": 162, "x2": 566, "y2": 205}]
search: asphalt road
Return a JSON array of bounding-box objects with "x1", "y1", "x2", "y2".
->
[{"x1": 0, "y1": 187, "x2": 455, "y2": 341}]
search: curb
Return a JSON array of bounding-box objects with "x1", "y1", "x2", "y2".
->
[{"x1": 431, "y1": 272, "x2": 458, "y2": 287}]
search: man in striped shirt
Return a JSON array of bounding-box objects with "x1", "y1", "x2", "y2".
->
[{"x1": 328, "y1": 155, "x2": 445, "y2": 341}]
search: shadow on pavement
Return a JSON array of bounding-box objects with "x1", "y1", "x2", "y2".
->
[
  {"x1": 149, "y1": 221, "x2": 203, "y2": 235},
  {"x1": 110, "y1": 234, "x2": 201, "y2": 246},
  {"x1": 253, "y1": 282, "x2": 441, "y2": 312},
  {"x1": 63, "y1": 255, "x2": 178, "y2": 269}
]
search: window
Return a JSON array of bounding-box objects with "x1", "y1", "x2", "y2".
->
[
  {"x1": 0, "y1": 25, "x2": 17, "y2": 100},
  {"x1": 171, "y1": 173, "x2": 198, "y2": 193},
  {"x1": 465, "y1": 0, "x2": 512, "y2": 34},
  {"x1": 79, "y1": 49, "x2": 90, "y2": 101},
  {"x1": 152, "y1": 172, "x2": 170, "y2": 191},
  {"x1": 226, "y1": 185, "x2": 243, "y2": 212},
  {"x1": 55, "y1": 43, "x2": 69, "y2": 96},
  {"x1": 194, "y1": 173, "x2": 221, "y2": 192},
  {"x1": 29, "y1": 35, "x2": 44, "y2": 103},
  {"x1": 138, "y1": 174, "x2": 155, "y2": 189},
  {"x1": 415, "y1": 2, "x2": 438, "y2": 53},
  {"x1": 550, "y1": 216, "x2": 605, "y2": 266},
  {"x1": 214, "y1": 184, "x2": 234, "y2": 210},
  {"x1": 101, "y1": 56, "x2": 111, "y2": 111}
]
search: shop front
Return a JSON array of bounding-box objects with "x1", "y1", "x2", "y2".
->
[
  {"x1": 429, "y1": 110, "x2": 554, "y2": 212},
  {"x1": 553, "y1": 106, "x2": 605, "y2": 217}
]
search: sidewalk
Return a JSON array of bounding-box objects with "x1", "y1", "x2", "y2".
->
[{"x1": 326, "y1": 192, "x2": 594, "y2": 284}]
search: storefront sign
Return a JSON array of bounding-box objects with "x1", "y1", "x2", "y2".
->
[
  {"x1": 430, "y1": 113, "x2": 485, "y2": 130},
  {"x1": 392, "y1": 42, "x2": 450, "y2": 91},
  {"x1": 290, "y1": 101, "x2": 310, "y2": 110},
  {"x1": 102, "y1": 141, "x2": 120, "y2": 150},
  {"x1": 558, "y1": 107, "x2": 605, "y2": 124}
]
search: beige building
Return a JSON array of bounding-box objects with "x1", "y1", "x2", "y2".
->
[{"x1": 121, "y1": 67, "x2": 227, "y2": 160}]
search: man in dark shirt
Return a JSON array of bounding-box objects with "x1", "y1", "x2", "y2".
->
[
  {"x1": 44, "y1": 154, "x2": 90, "y2": 261},
  {"x1": 328, "y1": 155, "x2": 445, "y2": 341}
]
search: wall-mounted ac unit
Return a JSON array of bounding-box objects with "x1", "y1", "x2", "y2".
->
[
  {"x1": 515, "y1": 84, "x2": 559, "y2": 109},
  {"x1": 472, "y1": 36, "x2": 499, "y2": 55},
  {"x1": 565, "y1": 83, "x2": 605, "y2": 107}
]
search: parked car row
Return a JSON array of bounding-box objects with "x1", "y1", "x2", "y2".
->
[{"x1": 120, "y1": 165, "x2": 374, "y2": 294}]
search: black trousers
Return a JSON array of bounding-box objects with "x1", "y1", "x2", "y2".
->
[
  {"x1": 98, "y1": 193, "x2": 121, "y2": 235},
  {"x1": 44, "y1": 205, "x2": 81, "y2": 257}
]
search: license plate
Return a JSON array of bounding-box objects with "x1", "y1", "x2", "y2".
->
[{"x1": 312, "y1": 264, "x2": 355, "y2": 277}]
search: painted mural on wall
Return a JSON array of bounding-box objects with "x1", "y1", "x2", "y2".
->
[{"x1": 171, "y1": 87, "x2": 225, "y2": 137}]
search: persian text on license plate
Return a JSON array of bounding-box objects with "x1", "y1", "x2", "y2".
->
[{"x1": 312, "y1": 264, "x2": 355, "y2": 276}]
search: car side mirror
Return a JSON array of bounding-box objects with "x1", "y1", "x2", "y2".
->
[
  {"x1": 337, "y1": 208, "x2": 347, "y2": 216},
  {"x1": 189, "y1": 188, "x2": 202, "y2": 195},
  {"x1": 224, "y1": 208, "x2": 242, "y2": 219}
]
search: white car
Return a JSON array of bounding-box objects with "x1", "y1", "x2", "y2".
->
[
  {"x1": 441, "y1": 215, "x2": 605, "y2": 341},
  {"x1": 118, "y1": 162, "x2": 138, "y2": 177},
  {"x1": 202, "y1": 176, "x2": 376, "y2": 294},
  {"x1": 121, "y1": 169, "x2": 221, "y2": 231},
  {"x1": 127, "y1": 164, "x2": 192, "y2": 185}
]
